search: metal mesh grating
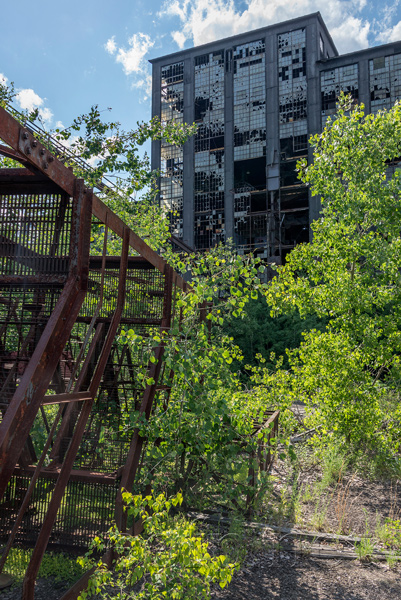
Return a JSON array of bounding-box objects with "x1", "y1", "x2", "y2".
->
[
  {"x1": 0, "y1": 475, "x2": 118, "y2": 550},
  {"x1": 0, "y1": 284, "x2": 64, "y2": 409},
  {"x1": 0, "y1": 193, "x2": 72, "y2": 278},
  {"x1": 79, "y1": 266, "x2": 165, "y2": 323}
]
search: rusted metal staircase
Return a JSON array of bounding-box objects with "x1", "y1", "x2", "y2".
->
[{"x1": 0, "y1": 105, "x2": 187, "y2": 599}]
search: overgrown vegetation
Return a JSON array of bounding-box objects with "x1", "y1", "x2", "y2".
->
[
  {"x1": 3, "y1": 79, "x2": 401, "y2": 594},
  {"x1": 4, "y1": 548, "x2": 87, "y2": 585},
  {"x1": 77, "y1": 491, "x2": 237, "y2": 600}
]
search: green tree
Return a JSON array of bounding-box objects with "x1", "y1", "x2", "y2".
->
[{"x1": 261, "y1": 95, "x2": 401, "y2": 462}]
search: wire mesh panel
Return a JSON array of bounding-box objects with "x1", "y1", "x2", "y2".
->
[
  {"x1": 0, "y1": 284, "x2": 64, "y2": 412},
  {"x1": 0, "y1": 475, "x2": 118, "y2": 550},
  {"x1": 0, "y1": 193, "x2": 72, "y2": 279},
  {"x1": 79, "y1": 260, "x2": 166, "y2": 324}
]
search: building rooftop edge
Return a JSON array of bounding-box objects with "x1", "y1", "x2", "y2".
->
[
  {"x1": 317, "y1": 38, "x2": 401, "y2": 65},
  {"x1": 149, "y1": 11, "x2": 338, "y2": 64}
]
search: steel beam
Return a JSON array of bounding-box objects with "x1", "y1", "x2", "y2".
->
[
  {"x1": 0, "y1": 180, "x2": 92, "y2": 500},
  {"x1": 22, "y1": 229, "x2": 130, "y2": 599}
]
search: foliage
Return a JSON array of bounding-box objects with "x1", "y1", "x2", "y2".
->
[
  {"x1": 376, "y1": 518, "x2": 401, "y2": 550},
  {"x1": 121, "y1": 243, "x2": 276, "y2": 510},
  {"x1": 223, "y1": 295, "x2": 325, "y2": 372},
  {"x1": 4, "y1": 548, "x2": 86, "y2": 584},
  {"x1": 260, "y1": 95, "x2": 401, "y2": 459},
  {"x1": 78, "y1": 491, "x2": 237, "y2": 600}
]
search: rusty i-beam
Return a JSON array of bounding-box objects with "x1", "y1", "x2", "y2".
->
[{"x1": 0, "y1": 105, "x2": 188, "y2": 598}]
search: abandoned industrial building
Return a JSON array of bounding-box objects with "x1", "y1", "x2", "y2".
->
[{"x1": 150, "y1": 12, "x2": 401, "y2": 262}]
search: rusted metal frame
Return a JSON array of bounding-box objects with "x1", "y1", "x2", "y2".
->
[
  {"x1": 48, "y1": 323, "x2": 105, "y2": 464},
  {"x1": 22, "y1": 229, "x2": 130, "y2": 599},
  {"x1": 0, "y1": 275, "x2": 68, "y2": 285},
  {"x1": 0, "y1": 180, "x2": 92, "y2": 500},
  {"x1": 14, "y1": 466, "x2": 117, "y2": 485},
  {"x1": 0, "y1": 298, "x2": 19, "y2": 341},
  {"x1": 0, "y1": 167, "x2": 47, "y2": 179},
  {"x1": 41, "y1": 391, "x2": 93, "y2": 405},
  {"x1": 76, "y1": 316, "x2": 162, "y2": 325},
  {"x1": 0, "y1": 107, "x2": 183, "y2": 282},
  {"x1": 0, "y1": 145, "x2": 42, "y2": 171},
  {"x1": 0, "y1": 106, "x2": 189, "y2": 288},
  {"x1": 0, "y1": 402, "x2": 65, "y2": 574},
  {"x1": 0, "y1": 182, "x2": 64, "y2": 195},
  {"x1": 49, "y1": 193, "x2": 69, "y2": 257},
  {"x1": 62, "y1": 217, "x2": 109, "y2": 396},
  {"x1": 0, "y1": 305, "x2": 44, "y2": 401},
  {"x1": 115, "y1": 265, "x2": 174, "y2": 531},
  {"x1": 0, "y1": 282, "x2": 85, "y2": 498},
  {"x1": 89, "y1": 255, "x2": 154, "y2": 270},
  {"x1": 39, "y1": 406, "x2": 51, "y2": 436}
]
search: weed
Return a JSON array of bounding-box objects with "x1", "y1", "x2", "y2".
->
[
  {"x1": 301, "y1": 483, "x2": 314, "y2": 504},
  {"x1": 385, "y1": 550, "x2": 400, "y2": 569},
  {"x1": 355, "y1": 509, "x2": 375, "y2": 562},
  {"x1": 376, "y1": 517, "x2": 401, "y2": 550},
  {"x1": 310, "y1": 494, "x2": 329, "y2": 531},
  {"x1": 354, "y1": 537, "x2": 375, "y2": 561},
  {"x1": 3, "y1": 548, "x2": 87, "y2": 585},
  {"x1": 320, "y1": 445, "x2": 348, "y2": 490},
  {"x1": 334, "y1": 476, "x2": 359, "y2": 535},
  {"x1": 220, "y1": 517, "x2": 247, "y2": 563}
]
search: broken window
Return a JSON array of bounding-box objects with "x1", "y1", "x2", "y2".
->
[
  {"x1": 232, "y1": 40, "x2": 269, "y2": 255},
  {"x1": 277, "y1": 29, "x2": 309, "y2": 257},
  {"x1": 160, "y1": 62, "x2": 184, "y2": 238},
  {"x1": 320, "y1": 63, "x2": 359, "y2": 126},
  {"x1": 194, "y1": 50, "x2": 226, "y2": 250},
  {"x1": 369, "y1": 53, "x2": 401, "y2": 114},
  {"x1": 233, "y1": 39, "x2": 266, "y2": 161},
  {"x1": 278, "y1": 29, "x2": 307, "y2": 141}
]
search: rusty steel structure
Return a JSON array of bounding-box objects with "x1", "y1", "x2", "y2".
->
[{"x1": 0, "y1": 105, "x2": 188, "y2": 598}]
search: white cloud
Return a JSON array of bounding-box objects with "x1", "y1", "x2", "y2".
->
[
  {"x1": 377, "y1": 19, "x2": 401, "y2": 43},
  {"x1": 38, "y1": 106, "x2": 54, "y2": 124},
  {"x1": 0, "y1": 73, "x2": 8, "y2": 85},
  {"x1": 15, "y1": 88, "x2": 53, "y2": 124},
  {"x1": 105, "y1": 36, "x2": 117, "y2": 55},
  {"x1": 104, "y1": 32, "x2": 154, "y2": 102},
  {"x1": 172, "y1": 30, "x2": 187, "y2": 49},
  {"x1": 115, "y1": 33, "x2": 154, "y2": 75},
  {"x1": 132, "y1": 73, "x2": 153, "y2": 101},
  {"x1": 16, "y1": 88, "x2": 44, "y2": 112},
  {"x1": 330, "y1": 16, "x2": 370, "y2": 53},
  {"x1": 159, "y1": 0, "x2": 372, "y2": 53}
]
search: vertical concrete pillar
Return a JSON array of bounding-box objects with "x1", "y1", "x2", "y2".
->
[
  {"x1": 183, "y1": 57, "x2": 195, "y2": 248},
  {"x1": 224, "y1": 49, "x2": 234, "y2": 242},
  {"x1": 306, "y1": 22, "x2": 322, "y2": 229},
  {"x1": 151, "y1": 63, "x2": 161, "y2": 203},
  {"x1": 359, "y1": 58, "x2": 371, "y2": 112}
]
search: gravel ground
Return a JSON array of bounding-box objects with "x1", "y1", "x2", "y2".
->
[{"x1": 212, "y1": 552, "x2": 401, "y2": 600}]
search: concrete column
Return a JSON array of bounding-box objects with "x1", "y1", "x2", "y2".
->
[
  {"x1": 183, "y1": 57, "x2": 195, "y2": 248},
  {"x1": 224, "y1": 50, "x2": 234, "y2": 242},
  {"x1": 306, "y1": 22, "x2": 322, "y2": 229},
  {"x1": 359, "y1": 58, "x2": 370, "y2": 113},
  {"x1": 151, "y1": 63, "x2": 161, "y2": 202}
]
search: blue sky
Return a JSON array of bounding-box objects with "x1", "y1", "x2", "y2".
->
[{"x1": 1, "y1": 0, "x2": 400, "y2": 134}]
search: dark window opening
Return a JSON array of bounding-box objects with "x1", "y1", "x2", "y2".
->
[{"x1": 234, "y1": 157, "x2": 266, "y2": 189}]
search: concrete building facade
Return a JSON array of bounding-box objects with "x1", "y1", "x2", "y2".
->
[{"x1": 150, "y1": 12, "x2": 401, "y2": 262}]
